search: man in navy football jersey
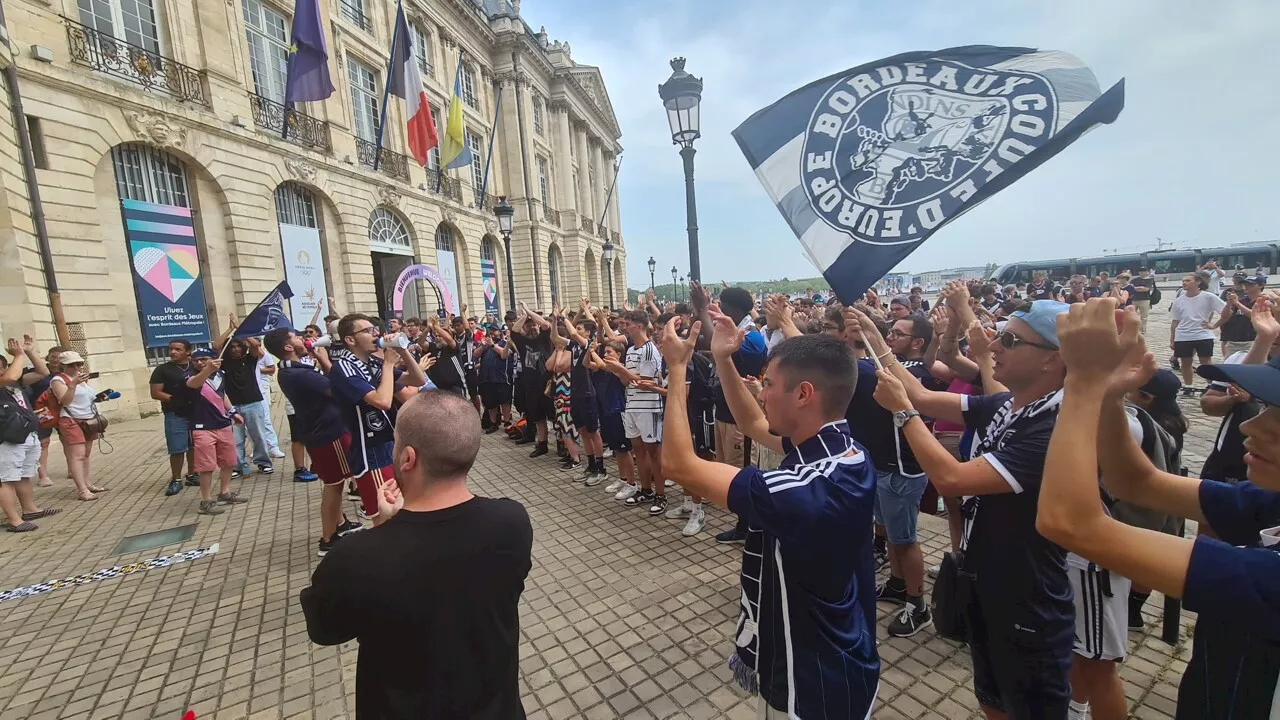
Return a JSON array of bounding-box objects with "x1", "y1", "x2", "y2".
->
[
  {"x1": 660, "y1": 315, "x2": 879, "y2": 719},
  {"x1": 328, "y1": 314, "x2": 425, "y2": 523}
]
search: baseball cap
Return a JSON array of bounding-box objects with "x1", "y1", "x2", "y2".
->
[
  {"x1": 1138, "y1": 369, "x2": 1182, "y2": 417},
  {"x1": 1009, "y1": 300, "x2": 1071, "y2": 348},
  {"x1": 1233, "y1": 270, "x2": 1249, "y2": 281},
  {"x1": 1199, "y1": 355, "x2": 1280, "y2": 406},
  {"x1": 1244, "y1": 274, "x2": 1268, "y2": 286},
  {"x1": 191, "y1": 348, "x2": 216, "y2": 359},
  {"x1": 57, "y1": 350, "x2": 85, "y2": 365}
]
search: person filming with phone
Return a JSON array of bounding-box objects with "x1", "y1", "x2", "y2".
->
[{"x1": 49, "y1": 351, "x2": 109, "y2": 501}]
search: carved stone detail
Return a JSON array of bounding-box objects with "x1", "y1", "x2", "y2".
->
[
  {"x1": 125, "y1": 111, "x2": 186, "y2": 149},
  {"x1": 378, "y1": 184, "x2": 401, "y2": 208},
  {"x1": 285, "y1": 157, "x2": 317, "y2": 185},
  {"x1": 443, "y1": 207, "x2": 458, "y2": 226}
]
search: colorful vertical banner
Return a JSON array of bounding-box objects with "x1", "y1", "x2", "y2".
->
[
  {"x1": 436, "y1": 250, "x2": 461, "y2": 315},
  {"x1": 122, "y1": 199, "x2": 211, "y2": 346},
  {"x1": 481, "y1": 258, "x2": 498, "y2": 315},
  {"x1": 279, "y1": 224, "x2": 329, "y2": 326}
]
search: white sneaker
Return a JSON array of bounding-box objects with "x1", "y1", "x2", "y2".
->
[
  {"x1": 664, "y1": 479, "x2": 676, "y2": 488},
  {"x1": 665, "y1": 503, "x2": 691, "y2": 520},
  {"x1": 927, "y1": 564, "x2": 940, "y2": 579},
  {"x1": 681, "y1": 508, "x2": 706, "y2": 536},
  {"x1": 604, "y1": 478, "x2": 625, "y2": 493},
  {"x1": 269, "y1": 448, "x2": 287, "y2": 459},
  {"x1": 614, "y1": 483, "x2": 639, "y2": 501}
]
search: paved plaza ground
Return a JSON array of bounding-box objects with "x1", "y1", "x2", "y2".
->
[{"x1": 0, "y1": 298, "x2": 1219, "y2": 719}]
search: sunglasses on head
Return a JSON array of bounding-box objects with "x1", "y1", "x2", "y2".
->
[{"x1": 993, "y1": 331, "x2": 1057, "y2": 351}]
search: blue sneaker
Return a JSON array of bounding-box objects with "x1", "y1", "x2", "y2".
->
[{"x1": 293, "y1": 467, "x2": 318, "y2": 483}]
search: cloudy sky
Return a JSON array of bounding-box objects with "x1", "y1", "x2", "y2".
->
[{"x1": 525, "y1": 0, "x2": 1276, "y2": 289}]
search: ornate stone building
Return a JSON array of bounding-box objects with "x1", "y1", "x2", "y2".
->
[{"x1": 0, "y1": 0, "x2": 624, "y2": 418}]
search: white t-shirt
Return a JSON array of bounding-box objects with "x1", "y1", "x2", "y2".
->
[
  {"x1": 1171, "y1": 291, "x2": 1225, "y2": 342},
  {"x1": 1203, "y1": 269, "x2": 1224, "y2": 296},
  {"x1": 256, "y1": 354, "x2": 276, "y2": 396},
  {"x1": 50, "y1": 374, "x2": 96, "y2": 420}
]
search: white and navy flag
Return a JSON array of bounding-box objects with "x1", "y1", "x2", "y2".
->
[
  {"x1": 732, "y1": 45, "x2": 1124, "y2": 302},
  {"x1": 234, "y1": 281, "x2": 295, "y2": 338}
]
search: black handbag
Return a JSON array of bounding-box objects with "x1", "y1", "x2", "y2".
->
[{"x1": 931, "y1": 549, "x2": 975, "y2": 643}]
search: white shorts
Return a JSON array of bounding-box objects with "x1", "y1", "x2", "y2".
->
[
  {"x1": 1070, "y1": 560, "x2": 1131, "y2": 661},
  {"x1": 621, "y1": 410, "x2": 662, "y2": 444},
  {"x1": 0, "y1": 434, "x2": 41, "y2": 482}
]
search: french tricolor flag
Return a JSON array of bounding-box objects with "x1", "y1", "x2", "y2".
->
[{"x1": 388, "y1": 0, "x2": 437, "y2": 167}]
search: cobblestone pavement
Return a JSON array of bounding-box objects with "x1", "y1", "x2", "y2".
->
[{"x1": 0, "y1": 296, "x2": 1214, "y2": 719}]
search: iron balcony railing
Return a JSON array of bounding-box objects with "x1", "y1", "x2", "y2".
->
[
  {"x1": 440, "y1": 176, "x2": 463, "y2": 203},
  {"x1": 580, "y1": 216, "x2": 593, "y2": 232},
  {"x1": 65, "y1": 19, "x2": 207, "y2": 103},
  {"x1": 249, "y1": 94, "x2": 332, "y2": 153},
  {"x1": 544, "y1": 209, "x2": 561, "y2": 228},
  {"x1": 339, "y1": 0, "x2": 373, "y2": 31},
  {"x1": 355, "y1": 138, "x2": 410, "y2": 182},
  {"x1": 611, "y1": 230, "x2": 621, "y2": 245}
]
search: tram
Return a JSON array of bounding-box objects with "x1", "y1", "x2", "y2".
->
[{"x1": 991, "y1": 243, "x2": 1280, "y2": 285}]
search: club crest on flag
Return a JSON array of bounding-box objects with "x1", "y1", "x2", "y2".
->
[{"x1": 734, "y1": 46, "x2": 1124, "y2": 302}]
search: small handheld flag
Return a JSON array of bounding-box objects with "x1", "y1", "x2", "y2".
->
[
  {"x1": 283, "y1": 0, "x2": 334, "y2": 107},
  {"x1": 387, "y1": 0, "x2": 437, "y2": 166},
  {"x1": 234, "y1": 281, "x2": 295, "y2": 339},
  {"x1": 732, "y1": 45, "x2": 1124, "y2": 303}
]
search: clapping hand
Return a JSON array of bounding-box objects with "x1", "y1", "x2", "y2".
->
[
  {"x1": 4, "y1": 338, "x2": 18, "y2": 357},
  {"x1": 1251, "y1": 294, "x2": 1280, "y2": 340},
  {"x1": 1056, "y1": 298, "x2": 1154, "y2": 397},
  {"x1": 708, "y1": 311, "x2": 745, "y2": 360},
  {"x1": 929, "y1": 306, "x2": 951, "y2": 338},
  {"x1": 689, "y1": 280, "x2": 710, "y2": 313},
  {"x1": 658, "y1": 316, "x2": 701, "y2": 367},
  {"x1": 965, "y1": 321, "x2": 994, "y2": 361},
  {"x1": 21, "y1": 334, "x2": 36, "y2": 355},
  {"x1": 374, "y1": 475, "x2": 404, "y2": 520}
]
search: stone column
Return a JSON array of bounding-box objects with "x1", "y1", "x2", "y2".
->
[
  {"x1": 553, "y1": 105, "x2": 576, "y2": 213},
  {"x1": 575, "y1": 127, "x2": 593, "y2": 223},
  {"x1": 591, "y1": 141, "x2": 607, "y2": 231},
  {"x1": 608, "y1": 159, "x2": 621, "y2": 234}
]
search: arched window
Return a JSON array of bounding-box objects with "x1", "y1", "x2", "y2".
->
[
  {"x1": 435, "y1": 224, "x2": 454, "y2": 252},
  {"x1": 548, "y1": 245, "x2": 563, "y2": 305},
  {"x1": 275, "y1": 183, "x2": 317, "y2": 227},
  {"x1": 369, "y1": 208, "x2": 411, "y2": 254},
  {"x1": 112, "y1": 143, "x2": 190, "y2": 207}
]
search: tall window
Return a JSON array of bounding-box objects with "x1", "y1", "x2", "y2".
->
[
  {"x1": 243, "y1": 0, "x2": 289, "y2": 104},
  {"x1": 536, "y1": 156, "x2": 550, "y2": 219},
  {"x1": 461, "y1": 64, "x2": 477, "y2": 109},
  {"x1": 427, "y1": 106, "x2": 441, "y2": 172},
  {"x1": 339, "y1": 0, "x2": 368, "y2": 29},
  {"x1": 411, "y1": 23, "x2": 433, "y2": 78},
  {"x1": 547, "y1": 246, "x2": 562, "y2": 305},
  {"x1": 572, "y1": 170, "x2": 579, "y2": 208},
  {"x1": 275, "y1": 183, "x2": 317, "y2": 227},
  {"x1": 369, "y1": 208, "x2": 411, "y2": 253},
  {"x1": 466, "y1": 130, "x2": 484, "y2": 189},
  {"x1": 480, "y1": 237, "x2": 495, "y2": 262},
  {"x1": 112, "y1": 144, "x2": 190, "y2": 208},
  {"x1": 532, "y1": 98, "x2": 544, "y2": 136},
  {"x1": 78, "y1": 0, "x2": 161, "y2": 53},
  {"x1": 347, "y1": 57, "x2": 379, "y2": 142},
  {"x1": 435, "y1": 224, "x2": 454, "y2": 252}
]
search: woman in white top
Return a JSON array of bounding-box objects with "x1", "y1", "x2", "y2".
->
[{"x1": 49, "y1": 351, "x2": 106, "y2": 500}]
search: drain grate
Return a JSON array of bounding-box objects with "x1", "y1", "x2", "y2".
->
[{"x1": 111, "y1": 524, "x2": 197, "y2": 556}]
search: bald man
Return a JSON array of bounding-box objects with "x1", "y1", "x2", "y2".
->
[{"x1": 300, "y1": 390, "x2": 532, "y2": 719}]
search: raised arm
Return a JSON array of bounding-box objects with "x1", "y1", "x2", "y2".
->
[
  {"x1": 0, "y1": 339, "x2": 25, "y2": 387},
  {"x1": 185, "y1": 360, "x2": 221, "y2": 389},
  {"x1": 213, "y1": 313, "x2": 237, "y2": 353},
  {"x1": 846, "y1": 306, "x2": 965, "y2": 425},
  {"x1": 707, "y1": 313, "x2": 783, "y2": 453},
  {"x1": 1038, "y1": 299, "x2": 1198, "y2": 599},
  {"x1": 18, "y1": 336, "x2": 48, "y2": 386},
  {"x1": 595, "y1": 307, "x2": 621, "y2": 343}
]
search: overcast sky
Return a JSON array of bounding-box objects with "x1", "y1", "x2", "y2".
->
[{"x1": 525, "y1": 0, "x2": 1276, "y2": 289}]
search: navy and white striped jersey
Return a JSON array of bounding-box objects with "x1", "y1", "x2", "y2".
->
[{"x1": 727, "y1": 420, "x2": 879, "y2": 719}]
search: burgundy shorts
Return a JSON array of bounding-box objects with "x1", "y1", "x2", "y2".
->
[
  {"x1": 352, "y1": 464, "x2": 394, "y2": 518},
  {"x1": 308, "y1": 434, "x2": 353, "y2": 486}
]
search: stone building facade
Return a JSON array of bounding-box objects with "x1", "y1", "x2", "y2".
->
[{"x1": 0, "y1": 0, "x2": 625, "y2": 419}]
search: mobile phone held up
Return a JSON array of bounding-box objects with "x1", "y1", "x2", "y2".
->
[{"x1": 88, "y1": 371, "x2": 100, "y2": 379}]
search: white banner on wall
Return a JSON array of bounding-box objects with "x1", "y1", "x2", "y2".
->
[
  {"x1": 436, "y1": 249, "x2": 460, "y2": 316},
  {"x1": 279, "y1": 223, "x2": 329, "y2": 327}
]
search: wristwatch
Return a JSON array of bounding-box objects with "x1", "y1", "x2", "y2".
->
[{"x1": 893, "y1": 409, "x2": 921, "y2": 428}]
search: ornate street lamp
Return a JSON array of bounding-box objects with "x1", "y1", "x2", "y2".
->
[
  {"x1": 671, "y1": 266, "x2": 678, "y2": 300},
  {"x1": 679, "y1": 275, "x2": 686, "y2": 302},
  {"x1": 494, "y1": 196, "x2": 516, "y2": 311},
  {"x1": 658, "y1": 57, "x2": 703, "y2": 283},
  {"x1": 647, "y1": 256, "x2": 656, "y2": 291},
  {"x1": 602, "y1": 238, "x2": 615, "y2": 309}
]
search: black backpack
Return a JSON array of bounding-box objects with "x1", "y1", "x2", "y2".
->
[
  {"x1": 0, "y1": 388, "x2": 38, "y2": 444},
  {"x1": 1150, "y1": 286, "x2": 1163, "y2": 306}
]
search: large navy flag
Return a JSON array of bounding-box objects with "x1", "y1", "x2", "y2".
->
[
  {"x1": 234, "y1": 282, "x2": 294, "y2": 339},
  {"x1": 732, "y1": 46, "x2": 1124, "y2": 302},
  {"x1": 283, "y1": 0, "x2": 335, "y2": 105}
]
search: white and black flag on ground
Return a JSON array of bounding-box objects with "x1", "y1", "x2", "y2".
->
[{"x1": 732, "y1": 45, "x2": 1124, "y2": 302}]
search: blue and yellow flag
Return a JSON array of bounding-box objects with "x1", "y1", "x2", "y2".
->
[{"x1": 440, "y1": 55, "x2": 473, "y2": 170}]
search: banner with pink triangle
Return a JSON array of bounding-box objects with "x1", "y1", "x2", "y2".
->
[{"x1": 122, "y1": 199, "x2": 211, "y2": 347}]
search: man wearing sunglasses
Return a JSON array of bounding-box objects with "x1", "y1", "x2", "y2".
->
[{"x1": 854, "y1": 300, "x2": 1075, "y2": 719}]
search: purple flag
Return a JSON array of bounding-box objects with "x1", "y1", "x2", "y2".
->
[{"x1": 283, "y1": 0, "x2": 334, "y2": 105}]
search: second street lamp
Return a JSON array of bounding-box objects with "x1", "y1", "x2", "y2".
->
[
  {"x1": 493, "y1": 196, "x2": 516, "y2": 312},
  {"x1": 658, "y1": 57, "x2": 703, "y2": 283},
  {"x1": 647, "y1": 256, "x2": 656, "y2": 291},
  {"x1": 602, "y1": 238, "x2": 615, "y2": 309},
  {"x1": 671, "y1": 266, "x2": 678, "y2": 300}
]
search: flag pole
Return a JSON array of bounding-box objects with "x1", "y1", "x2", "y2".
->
[
  {"x1": 477, "y1": 81, "x2": 502, "y2": 209},
  {"x1": 597, "y1": 156, "x2": 621, "y2": 234},
  {"x1": 372, "y1": 0, "x2": 405, "y2": 172}
]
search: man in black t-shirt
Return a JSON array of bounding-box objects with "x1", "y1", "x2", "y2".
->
[
  {"x1": 1129, "y1": 267, "x2": 1156, "y2": 332},
  {"x1": 149, "y1": 339, "x2": 199, "y2": 496},
  {"x1": 510, "y1": 305, "x2": 554, "y2": 457},
  {"x1": 422, "y1": 316, "x2": 467, "y2": 396},
  {"x1": 218, "y1": 336, "x2": 273, "y2": 477},
  {"x1": 301, "y1": 390, "x2": 532, "y2": 720},
  {"x1": 1027, "y1": 270, "x2": 1059, "y2": 301},
  {"x1": 564, "y1": 317, "x2": 604, "y2": 483},
  {"x1": 854, "y1": 300, "x2": 1074, "y2": 719}
]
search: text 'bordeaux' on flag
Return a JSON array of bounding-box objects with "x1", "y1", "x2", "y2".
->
[{"x1": 732, "y1": 45, "x2": 1124, "y2": 302}]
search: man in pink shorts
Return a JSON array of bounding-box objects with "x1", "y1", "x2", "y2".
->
[{"x1": 183, "y1": 348, "x2": 250, "y2": 516}]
